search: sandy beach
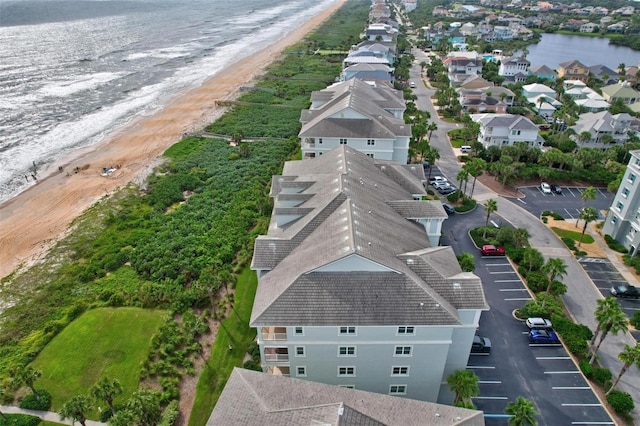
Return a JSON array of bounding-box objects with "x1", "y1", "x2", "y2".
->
[{"x1": 0, "y1": 0, "x2": 346, "y2": 280}]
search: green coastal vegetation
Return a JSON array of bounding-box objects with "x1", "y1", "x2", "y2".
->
[{"x1": 0, "y1": 0, "x2": 373, "y2": 424}]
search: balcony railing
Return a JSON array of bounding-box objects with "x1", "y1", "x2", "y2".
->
[
  {"x1": 302, "y1": 138, "x2": 315, "y2": 148},
  {"x1": 266, "y1": 366, "x2": 290, "y2": 376},
  {"x1": 261, "y1": 327, "x2": 287, "y2": 341},
  {"x1": 264, "y1": 353, "x2": 290, "y2": 363}
]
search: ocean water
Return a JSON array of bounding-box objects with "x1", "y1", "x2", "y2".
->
[{"x1": 0, "y1": 0, "x2": 340, "y2": 204}]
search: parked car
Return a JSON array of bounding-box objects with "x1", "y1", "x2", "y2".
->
[
  {"x1": 610, "y1": 284, "x2": 640, "y2": 299},
  {"x1": 540, "y1": 182, "x2": 551, "y2": 194},
  {"x1": 442, "y1": 203, "x2": 455, "y2": 214},
  {"x1": 422, "y1": 162, "x2": 430, "y2": 171},
  {"x1": 460, "y1": 145, "x2": 472, "y2": 153},
  {"x1": 550, "y1": 184, "x2": 562, "y2": 194},
  {"x1": 429, "y1": 176, "x2": 447, "y2": 185},
  {"x1": 529, "y1": 329, "x2": 560, "y2": 344},
  {"x1": 433, "y1": 181, "x2": 451, "y2": 191},
  {"x1": 480, "y1": 245, "x2": 505, "y2": 256},
  {"x1": 470, "y1": 335, "x2": 492, "y2": 354},
  {"x1": 410, "y1": 81, "x2": 416, "y2": 88},
  {"x1": 438, "y1": 185, "x2": 457, "y2": 195},
  {"x1": 526, "y1": 317, "x2": 552, "y2": 330}
]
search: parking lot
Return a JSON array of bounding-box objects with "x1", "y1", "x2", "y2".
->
[
  {"x1": 507, "y1": 186, "x2": 613, "y2": 220},
  {"x1": 469, "y1": 256, "x2": 614, "y2": 425},
  {"x1": 579, "y1": 258, "x2": 640, "y2": 342}
]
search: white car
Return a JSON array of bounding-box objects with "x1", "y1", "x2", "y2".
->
[
  {"x1": 540, "y1": 182, "x2": 551, "y2": 194},
  {"x1": 526, "y1": 317, "x2": 552, "y2": 329}
]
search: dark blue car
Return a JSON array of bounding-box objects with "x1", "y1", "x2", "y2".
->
[{"x1": 529, "y1": 329, "x2": 560, "y2": 344}]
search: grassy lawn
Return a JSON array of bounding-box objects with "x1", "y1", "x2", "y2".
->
[
  {"x1": 188, "y1": 268, "x2": 258, "y2": 426},
  {"x1": 552, "y1": 227, "x2": 594, "y2": 244},
  {"x1": 30, "y1": 307, "x2": 166, "y2": 411}
]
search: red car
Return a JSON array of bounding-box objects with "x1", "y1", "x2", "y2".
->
[{"x1": 481, "y1": 245, "x2": 505, "y2": 256}]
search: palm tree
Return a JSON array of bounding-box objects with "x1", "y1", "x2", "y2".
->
[
  {"x1": 578, "y1": 207, "x2": 598, "y2": 247},
  {"x1": 577, "y1": 186, "x2": 597, "y2": 227},
  {"x1": 90, "y1": 377, "x2": 123, "y2": 413},
  {"x1": 466, "y1": 158, "x2": 486, "y2": 198},
  {"x1": 578, "y1": 131, "x2": 592, "y2": 148},
  {"x1": 427, "y1": 122, "x2": 438, "y2": 140},
  {"x1": 457, "y1": 253, "x2": 475, "y2": 272},
  {"x1": 108, "y1": 409, "x2": 137, "y2": 426},
  {"x1": 504, "y1": 396, "x2": 538, "y2": 426},
  {"x1": 59, "y1": 395, "x2": 92, "y2": 426},
  {"x1": 513, "y1": 228, "x2": 531, "y2": 249},
  {"x1": 541, "y1": 258, "x2": 567, "y2": 306},
  {"x1": 607, "y1": 343, "x2": 640, "y2": 395},
  {"x1": 590, "y1": 298, "x2": 628, "y2": 364},
  {"x1": 447, "y1": 369, "x2": 479, "y2": 407},
  {"x1": 522, "y1": 247, "x2": 544, "y2": 272},
  {"x1": 13, "y1": 367, "x2": 42, "y2": 400},
  {"x1": 423, "y1": 146, "x2": 441, "y2": 181},
  {"x1": 127, "y1": 388, "x2": 162, "y2": 426},
  {"x1": 618, "y1": 63, "x2": 626, "y2": 81},
  {"x1": 483, "y1": 199, "x2": 498, "y2": 239},
  {"x1": 457, "y1": 168, "x2": 469, "y2": 196}
]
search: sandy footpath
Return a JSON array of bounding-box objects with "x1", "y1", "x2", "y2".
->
[{"x1": 0, "y1": 0, "x2": 346, "y2": 279}]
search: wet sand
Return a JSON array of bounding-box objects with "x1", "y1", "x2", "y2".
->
[{"x1": 0, "y1": 0, "x2": 346, "y2": 279}]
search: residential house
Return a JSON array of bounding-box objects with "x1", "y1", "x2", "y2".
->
[
  {"x1": 498, "y1": 56, "x2": 530, "y2": 83},
  {"x1": 364, "y1": 23, "x2": 398, "y2": 43},
  {"x1": 608, "y1": 22, "x2": 627, "y2": 33},
  {"x1": 571, "y1": 111, "x2": 632, "y2": 148},
  {"x1": 403, "y1": 0, "x2": 418, "y2": 12},
  {"x1": 207, "y1": 368, "x2": 486, "y2": 426},
  {"x1": 602, "y1": 82, "x2": 640, "y2": 105},
  {"x1": 492, "y1": 25, "x2": 514, "y2": 40},
  {"x1": 528, "y1": 64, "x2": 557, "y2": 82},
  {"x1": 602, "y1": 150, "x2": 640, "y2": 255},
  {"x1": 522, "y1": 83, "x2": 556, "y2": 100},
  {"x1": 460, "y1": 22, "x2": 476, "y2": 36},
  {"x1": 341, "y1": 63, "x2": 394, "y2": 83},
  {"x1": 445, "y1": 55, "x2": 483, "y2": 86},
  {"x1": 557, "y1": 60, "x2": 590, "y2": 83},
  {"x1": 471, "y1": 113, "x2": 543, "y2": 148},
  {"x1": 580, "y1": 22, "x2": 598, "y2": 33},
  {"x1": 564, "y1": 80, "x2": 610, "y2": 112},
  {"x1": 625, "y1": 65, "x2": 640, "y2": 87},
  {"x1": 299, "y1": 79, "x2": 410, "y2": 164},
  {"x1": 588, "y1": 65, "x2": 619, "y2": 85},
  {"x1": 457, "y1": 79, "x2": 515, "y2": 113},
  {"x1": 343, "y1": 43, "x2": 393, "y2": 68},
  {"x1": 250, "y1": 146, "x2": 488, "y2": 403}
]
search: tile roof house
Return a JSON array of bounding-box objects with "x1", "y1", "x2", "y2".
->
[
  {"x1": 557, "y1": 60, "x2": 590, "y2": 83},
  {"x1": 344, "y1": 42, "x2": 394, "y2": 68},
  {"x1": 208, "y1": 368, "x2": 486, "y2": 426},
  {"x1": 498, "y1": 56, "x2": 530, "y2": 83},
  {"x1": 299, "y1": 79, "x2": 411, "y2": 164},
  {"x1": 250, "y1": 146, "x2": 488, "y2": 404},
  {"x1": 457, "y1": 85, "x2": 515, "y2": 113},
  {"x1": 444, "y1": 56, "x2": 483, "y2": 86},
  {"x1": 528, "y1": 64, "x2": 557, "y2": 81},
  {"x1": 563, "y1": 80, "x2": 610, "y2": 112},
  {"x1": 341, "y1": 63, "x2": 394, "y2": 83},
  {"x1": 471, "y1": 113, "x2": 543, "y2": 148},
  {"x1": 571, "y1": 111, "x2": 632, "y2": 148},
  {"x1": 588, "y1": 65, "x2": 619, "y2": 85}
]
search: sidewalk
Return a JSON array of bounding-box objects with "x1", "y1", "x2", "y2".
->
[{"x1": 0, "y1": 405, "x2": 107, "y2": 425}]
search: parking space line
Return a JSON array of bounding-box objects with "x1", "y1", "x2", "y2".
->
[
  {"x1": 537, "y1": 356, "x2": 571, "y2": 360},
  {"x1": 623, "y1": 307, "x2": 640, "y2": 311},
  {"x1": 571, "y1": 422, "x2": 614, "y2": 425},
  {"x1": 495, "y1": 279, "x2": 521, "y2": 283},
  {"x1": 544, "y1": 370, "x2": 580, "y2": 374},
  {"x1": 553, "y1": 386, "x2": 591, "y2": 390},
  {"x1": 597, "y1": 188, "x2": 608, "y2": 197},
  {"x1": 472, "y1": 396, "x2": 508, "y2": 400},
  {"x1": 562, "y1": 403, "x2": 602, "y2": 407},
  {"x1": 529, "y1": 343, "x2": 561, "y2": 347},
  {"x1": 564, "y1": 208, "x2": 574, "y2": 219},
  {"x1": 499, "y1": 288, "x2": 528, "y2": 292},
  {"x1": 467, "y1": 366, "x2": 495, "y2": 369},
  {"x1": 505, "y1": 297, "x2": 532, "y2": 301},
  {"x1": 567, "y1": 188, "x2": 578, "y2": 197},
  {"x1": 479, "y1": 380, "x2": 502, "y2": 384},
  {"x1": 485, "y1": 263, "x2": 510, "y2": 266},
  {"x1": 489, "y1": 271, "x2": 517, "y2": 274}
]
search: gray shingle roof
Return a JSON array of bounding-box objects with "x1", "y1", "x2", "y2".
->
[
  {"x1": 207, "y1": 368, "x2": 486, "y2": 426},
  {"x1": 251, "y1": 147, "x2": 486, "y2": 326},
  {"x1": 473, "y1": 113, "x2": 538, "y2": 131}
]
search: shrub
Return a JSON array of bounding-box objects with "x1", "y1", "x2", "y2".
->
[
  {"x1": 506, "y1": 246, "x2": 524, "y2": 264},
  {"x1": 19, "y1": 389, "x2": 51, "y2": 411},
  {"x1": 630, "y1": 310, "x2": 640, "y2": 329},
  {"x1": 605, "y1": 235, "x2": 628, "y2": 253},
  {"x1": 524, "y1": 271, "x2": 547, "y2": 293},
  {"x1": 552, "y1": 314, "x2": 592, "y2": 357},
  {"x1": 592, "y1": 367, "x2": 612, "y2": 386},
  {"x1": 158, "y1": 400, "x2": 180, "y2": 426},
  {"x1": 242, "y1": 360, "x2": 261, "y2": 371},
  {"x1": 542, "y1": 216, "x2": 548, "y2": 224},
  {"x1": 541, "y1": 210, "x2": 564, "y2": 220},
  {"x1": 0, "y1": 414, "x2": 41, "y2": 426},
  {"x1": 579, "y1": 359, "x2": 593, "y2": 378},
  {"x1": 606, "y1": 390, "x2": 635, "y2": 414}
]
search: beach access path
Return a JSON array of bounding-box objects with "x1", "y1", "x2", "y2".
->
[{"x1": 0, "y1": 0, "x2": 347, "y2": 280}]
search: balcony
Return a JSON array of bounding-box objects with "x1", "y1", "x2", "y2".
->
[
  {"x1": 261, "y1": 326, "x2": 287, "y2": 341},
  {"x1": 266, "y1": 366, "x2": 290, "y2": 376},
  {"x1": 302, "y1": 138, "x2": 316, "y2": 148},
  {"x1": 264, "y1": 347, "x2": 289, "y2": 364}
]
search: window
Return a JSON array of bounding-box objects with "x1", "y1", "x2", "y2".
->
[
  {"x1": 294, "y1": 327, "x2": 303, "y2": 335},
  {"x1": 338, "y1": 346, "x2": 356, "y2": 356},
  {"x1": 397, "y1": 326, "x2": 415, "y2": 335},
  {"x1": 339, "y1": 326, "x2": 356, "y2": 335},
  {"x1": 617, "y1": 201, "x2": 624, "y2": 212},
  {"x1": 318, "y1": 138, "x2": 323, "y2": 144},
  {"x1": 297, "y1": 366, "x2": 306, "y2": 377},
  {"x1": 629, "y1": 173, "x2": 637, "y2": 184},
  {"x1": 367, "y1": 139, "x2": 375, "y2": 146},
  {"x1": 296, "y1": 346, "x2": 305, "y2": 357},
  {"x1": 389, "y1": 385, "x2": 407, "y2": 395},
  {"x1": 340, "y1": 138, "x2": 347, "y2": 145},
  {"x1": 338, "y1": 367, "x2": 356, "y2": 376},
  {"x1": 511, "y1": 130, "x2": 521, "y2": 136},
  {"x1": 366, "y1": 153, "x2": 374, "y2": 158},
  {"x1": 612, "y1": 216, "x2": 618, "y2": 225},
  {"x1": 392, "y1": 366, "x2": 409, "y2": 375},
  {"x1": 339, "y1": 385, "x2": 355, "y2": 389},
  {"x1": 394, "y1": 346, "x2": 412, "y2": 356},
  {"x1": 623, "y1": 188, "x2": 630, "y2": 198}
]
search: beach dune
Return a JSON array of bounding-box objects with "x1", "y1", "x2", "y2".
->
[{"x1": 0, "y1": 0, "x2": 346, "y2": 279}]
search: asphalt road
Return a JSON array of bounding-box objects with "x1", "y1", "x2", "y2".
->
[
  {"x1": 441, "y1": 211, "x2": 614, "y2": 425},
  {"x1": 506, "y1": 186, "x2": 613, "y2": 220}
]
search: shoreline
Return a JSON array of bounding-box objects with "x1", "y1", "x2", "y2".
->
[{"x1": 0, "y1": 0, "x2": 346, "y2": 280}]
